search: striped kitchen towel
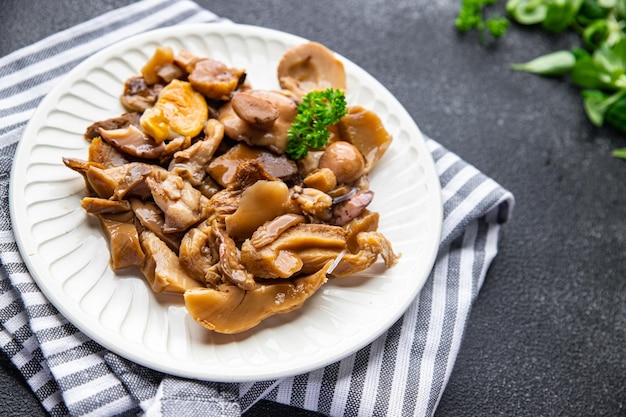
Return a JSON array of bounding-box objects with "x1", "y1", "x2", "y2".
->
[{"x1": 0, "y1": 0, "x2": 514, "y2": 416}]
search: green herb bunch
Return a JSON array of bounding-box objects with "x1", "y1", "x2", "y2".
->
[
  {"x1": 286, "y1": 88, "x2": 348, "y2": 160},
  {"x1": 455, "y1": 0, "x2": 511, "y2": 42},
  {"x1": 456, "y1": 0, "x2": 626, "y2": 159}
]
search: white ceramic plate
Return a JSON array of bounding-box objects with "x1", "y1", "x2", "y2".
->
[{"x1": 9, "y1": 23, "x2": 442, "y2": 382}]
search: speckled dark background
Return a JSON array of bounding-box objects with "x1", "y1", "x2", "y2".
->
[{"x1": 1, "y1": 1, "x2": 625, "y2": 416}]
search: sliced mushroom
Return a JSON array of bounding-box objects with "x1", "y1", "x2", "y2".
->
[
  {"x1": 249, "y1": 213, "x2": 306, "y2": 249},
  {"x1": 140, "y1": 230, "x2": 204, "y2": 293},
  {"x1": 184, "y1": 261, "x2": 330, "y2": 334},
  {"x1": 224, "y1": 179, "x2": 295, "y2": 241},
  {"x1": 218, "y1": 90, "x2": 298, "y2": 154},
  {"x1": 84, "y1": 112, "x2": 140, "y2": 141},
  {"x1": 292, "y1": 186, "x2": 333, "y2": 220},
  {"x1": 240, "y1": 223, "x2": 347, "y2": 279},
  {"x1": 88, "y1": 137, "x2": 130, "y2": 168},
  {"x1": 98, "y1": 125, "x2": 166, "y2": 160},
  {"x1": 146, "y1": 169, "x2": 211, "y2": 233},
  {"x1": 141, "y1": 46, "x2": 175, "y2": 85},
  {"x1": 214, "y1": 224, "x2": 256, "y2": 290},
  {"x1": 168, "y1": 119, "x2": 224, "y2": 186},
  {"x1": 96, "y1": 211, "x2": 145, "y2": 271},
  {"x1": 328, "y1": 231, "x2": 400, "y2": 277},
  {"x1": 231, "y1": 91, "x2": 280, "y2": 128},
  {"x1": 302, "y1": 167, "x2": 337, "y2": 193},
  {"x1": 81, "y1": 197, "x2": 131, "y2": 214},
  {"x1": 337, "y1": 106, "x2": 393, "y2": 173},
  {"x1": 331, "y1": 190, "x2": 374, "y2": 226},
  {"x1": 277, "y1": 42, "x2": 346, "y2": 97},
  {"x1": 178, "y1": 224, "x2": 216, "y2": 284},
  {"x1": 130, "y1": 198, "x2": 184, "y2": 251},
  {"x1": 187, "y1": 57, "x2": 246, "y2": 101},
  {"x1": 120, "y1": 76, "x2": 163, "y2": 113},
  {"x1": 206, "y1": 142, "x2": 298, "y2": 188}
]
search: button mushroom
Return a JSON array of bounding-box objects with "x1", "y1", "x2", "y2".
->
[
  {"x1": 319, "y1": 141, "x2": 365, "y2": 184},
  {"x1": 187, "y1": 57, "x2": 246, "y2": 101},
  {"x1": 218, "y1": 90, "x2": 298, "y2": 154},
  {"x1": 277, "y1": 42, "x2": 346, "y2": 97}
]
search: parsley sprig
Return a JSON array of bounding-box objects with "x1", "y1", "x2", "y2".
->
[{"x1": 286, "y1": 88, "x2": 348, "y2": 160}]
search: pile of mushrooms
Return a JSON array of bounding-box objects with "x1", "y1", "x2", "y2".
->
[{"x1": 64, "y1": 41, "x2": 399, "y2": 334}]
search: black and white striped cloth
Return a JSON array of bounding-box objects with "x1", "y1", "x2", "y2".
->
[{"x1": 0, "y1": 0, "x2": 515, "y2": 416}]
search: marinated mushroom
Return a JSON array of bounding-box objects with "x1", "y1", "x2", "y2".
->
[
  {"x1": 187, "y1": 57, "x2": 246, "y2": 100},
  {"x1": 65, "y1": 42, "x2": 399, "y2": 335},
  {"x1": 184, "y1": 261, "x2": 330, "y2": 334},
  {"x1": 277, "y1": 42, "x2": 346, "y2": 97},
  {"x1": 337, "y1": 106, "x2": 393, "y2": 173},
  {"x1": 98, "y1": 125, "x2": 166, "y2": 159},
  {"x1": 140, "y1": 230, "x2": 204, "y2": 293},
  {"x1": 319, "y1": 141, "x2": 365, "y2": 184},
  {"x1": 140, "y1": 79, "x2": 209, "y2": 143},
  {"x1": 218, "y1": 90, "x2": 298, "y2": 154}
]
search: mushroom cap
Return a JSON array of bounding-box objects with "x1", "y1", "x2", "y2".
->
[{"x1": 277, "y1": 42, "x2": 346, "y2": 97}]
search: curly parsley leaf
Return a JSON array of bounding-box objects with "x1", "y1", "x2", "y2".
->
[{"x1": 286, "y1": 88, "x2": 348, "y2": 160}]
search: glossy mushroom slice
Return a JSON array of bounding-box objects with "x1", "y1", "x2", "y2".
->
[
  {"x1": 277, "y1": 42, "x2": 346, "y2": 97},
  {"x1": 183, "y1": 260, "x2": 331, "y2": 334},
  {"x1": 187, "y1": 57, "x2": 246, "y2": 101},
  {"x1": 96, "y1": 211, "x2": 145, "y2": 271},
  {"x1": 140, "y1": 230, "x2": 204, "y2": 294},
  {"x1": 120, "y1": 76, "x2": 163, "y2": 113},
  {"x1": 337, "y1": 106, "x2": 393, "y2": 173},
  {"x1": 240, "y1": 223, "x2": 347, "y2": 279},
  {"x1": 218, "y1": 90, "x2": 298, "y2": 154},
  {"x1": 327, "y1": 231, "x2": 400, "y2": 278}
]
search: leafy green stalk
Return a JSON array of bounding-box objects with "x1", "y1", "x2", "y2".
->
[
  {"x1": 455, "y1": 0, "x2": 510, "y2": 42},
  {"x1": 286, "y1": 88, "x2": 348, "y2": 160}
]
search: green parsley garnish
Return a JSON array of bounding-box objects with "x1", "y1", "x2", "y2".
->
[{"x1": 286, "y1": 88, "x2": 348, "y2": 160}]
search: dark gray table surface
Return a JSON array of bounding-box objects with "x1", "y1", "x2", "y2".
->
[{"x1": 2, "y1": 1, "x2": 625, "y2": 416}]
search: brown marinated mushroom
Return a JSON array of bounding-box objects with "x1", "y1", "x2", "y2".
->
[
  {"x1": 331, "y1": 190, "x2": 374, "y2": 226},
  {"x1": 84, "y1": 112, "x2": 140, "y2": 141},
  {"x1": 168, "y1": 119, "x2": 224, "y2": 186},
  {"x1": 213, "y1": 224, "x2": 256, "y2": 290},
  {"x1": 218, "y1": 90, "x2": 298, "y2": 154},
  {"x1": 121, "y1": 76, "x2": 163, "y2": 113},
  {"x1": 94, "y1": 211, "x2": 145, "y2": 271},
  {"x1": 178, "y1": 224, "x2": 216, "y2": 284},
  {"x1": 146, "y1": 169, "x2": 211, "y2": 233},
  {"x1": 327, "y1": 231, "x2": 400, "y2": 277},
  {"x1": 141, "y1": 46, "x2": 176, "y2": 85},
  {"x1": 88, "y1": 137, "x2": 130, "y2": 168},
  {"x1": 277, "y1": 42, "x2": 346, "y2": 97},
  {"x1": 206, "y1": 142, "x2": 298, "y2": 188},
  {"x1": 183, "y1": 261, "x2": 331, "y2": 334},
  {"x1": 98, "y1": 125, "x2": 166, "y2": 160},
  {"x1": 140, "y1": 230, "x2": 204, "y2": 293},
  {"x1": 319, "y1": 141, "x2": 365, "y2": 184},
  {"x1": 130, "y1": 199, "x2": 184, "y2": 251},
  {"x1": 240, "y1": 223, "x2": 347, "y2": 279},
  {"x1": 231, "y1": 91, "x2": 280, "y2": 128},
  {"x1": 224, "y1": 179, "x2": 295, "y2": 241},
  {"x1": 187, "y1": 57, "x2": 246, "y2": 100},
  {"x1": 337, "y1": 106, "x2": 393, "y2": 173}
]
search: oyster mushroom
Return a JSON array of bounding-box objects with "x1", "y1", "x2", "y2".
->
[
  {"x1": 224, "y1": 179, "x2": 295, "y2": 241},
  {"x1": 140, "y1": 230, "x2": 204, "y2": 294},
  {"x1": 84, "y1": 112, "x2": 140, "y2": 141},
  {"x1": 184, "y1": 260, "x2": 331, "y2": 334},
  {"x1": 240, "y1": 223, "x2": 347, "y2": 279},
  {"x1": 120, "y1": 76, "x2": 163, "y2": 113},
  {"x1": 277, "y1": 42, "x2": 346, "y2": 97},
  {"x1": 218, "y1": 90, "x2": 298, "y2": 154},
  {"x1": 93, "y1": 211, "x2": 145, "y2": 271},
  {"x1": 328, "y1": 231, "x2": 400, "y2": 277},
  {"x1": 331, "y1": 190, "x2": 374, "y2": 226},
  {"x1": 98, "y1": 125, "x2": 165, "y2": 160},
  {"x1": 88, "y1": 137, "x2": 130, "y2": 168},
  {"x1": 206, "y1": 142, "x2": 298, "y2": 188}
]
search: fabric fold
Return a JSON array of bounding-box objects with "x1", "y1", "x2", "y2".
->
[{"x1": 0, "y1": 1, "x2": 515, "y2": 416}]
